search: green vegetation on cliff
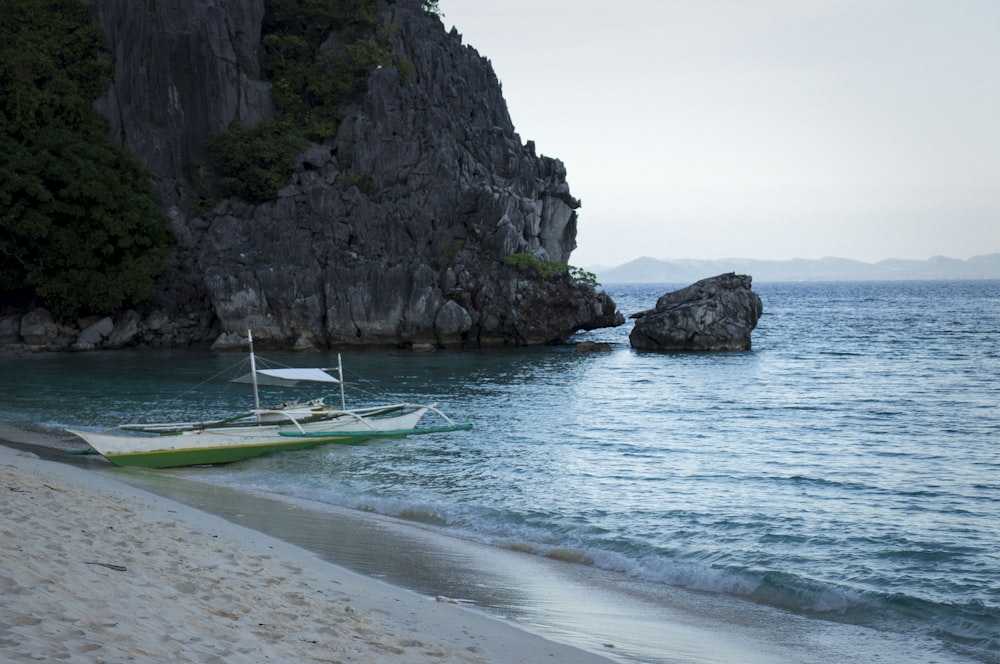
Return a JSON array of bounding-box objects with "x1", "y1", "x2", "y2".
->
[
  {"x1": 205, "y1": 0, "x2": 395, "y2": 202},
  {"x1": 205, "y1": 121, "x2": 307, "y2": 202},
  {"x1": 503, "y1": 254, "x2": 599, "y2": 286},
  {"x1": 263, "y1": 0, "x2": 391, "y2": 139},
  {"x1": 0, "y1": 0, "x2": 173, "y2": 321}
]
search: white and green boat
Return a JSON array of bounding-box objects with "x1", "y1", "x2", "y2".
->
[{"x1": 66, "y1": 332, "x2": 471, "y2": 469}]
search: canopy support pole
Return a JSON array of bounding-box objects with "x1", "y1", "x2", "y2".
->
[
  {"x1": 338, "y1": 353, "x2": 346, "y2": 411},
  {"x1": 248, "y1": 330, "x2": 261, "y2": 422}
]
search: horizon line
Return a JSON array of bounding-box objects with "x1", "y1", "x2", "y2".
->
[{"x1": 582, "y1": 252, "x2": 1000, "y2": 269}]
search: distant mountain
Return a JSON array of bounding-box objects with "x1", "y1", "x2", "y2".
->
[{"x1": 593, "y1": 254, "x2": 1000, "y2": 284}]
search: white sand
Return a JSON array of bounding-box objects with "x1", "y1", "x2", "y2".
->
[{"x1": 0, "y1": 443, "x2": 614, "y2": 663}]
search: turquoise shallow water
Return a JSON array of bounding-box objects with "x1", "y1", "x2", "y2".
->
[{"x1": 2, "y1": 280, "x2": 998, "y2": 662}]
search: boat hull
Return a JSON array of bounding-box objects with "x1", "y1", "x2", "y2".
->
[
  {"x1": 66, "y1": 427, "x2": 355, "y2": 469},
  {"x1": 65, "y1": 405, "x2": 470, "y2": 469}
]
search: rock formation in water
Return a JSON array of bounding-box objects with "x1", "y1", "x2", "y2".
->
[
  {"x1": 629, "y1": 273, "x2": 763, "y2": 351},
  {"x1": 1, "y1": 0, "x2": 622, "y2": 351}
]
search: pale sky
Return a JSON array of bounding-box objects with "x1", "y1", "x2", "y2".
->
[{"x1": 437, "y1": 0, "x2": 1000, "y2": 267}]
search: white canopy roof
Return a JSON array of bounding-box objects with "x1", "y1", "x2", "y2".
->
[{"x1": 231, "y1": 368, "x2": 340, "y2": 386}]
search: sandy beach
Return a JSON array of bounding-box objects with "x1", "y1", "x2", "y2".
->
[{"x1": 0, "y1": 432, "x2": 614, "y2": 663}]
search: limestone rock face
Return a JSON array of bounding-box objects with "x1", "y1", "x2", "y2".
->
[
  {"x1": 629, "y1": 273, "x2": 763, "y2": 351},
  {"x1": 77, "y1": 0, "x2": 621, "y2": 349},
  {"x1": 92, "y1": 0, "x2": 271, "y2": 204}
]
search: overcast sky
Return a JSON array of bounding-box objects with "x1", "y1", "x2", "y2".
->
[{"x1": 437, "y1": 0, "x2": 1000, "y2": 267}]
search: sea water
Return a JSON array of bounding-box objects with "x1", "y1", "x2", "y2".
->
[{"x1": 1, "y1": 280, "x2": 998, "y2": 663}]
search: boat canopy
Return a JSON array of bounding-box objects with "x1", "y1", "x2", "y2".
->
[{"x1": 231, "y1": 368, "x2": 340, "y2": 387}]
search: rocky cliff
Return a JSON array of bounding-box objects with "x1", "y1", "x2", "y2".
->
[{"x1": 60, "y1": 0, "x2": 620, "y2": 350}]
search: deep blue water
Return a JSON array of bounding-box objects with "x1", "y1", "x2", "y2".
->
[{"x1": 2, "y1": 280, "x2": 998, "y2": 662}]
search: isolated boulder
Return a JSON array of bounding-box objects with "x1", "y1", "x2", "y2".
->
[{"x1": 629, "y1": 273, "x2": 762, "y2": 351}]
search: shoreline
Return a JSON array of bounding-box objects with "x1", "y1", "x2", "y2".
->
[
  {"x1": 2, "y1": 424, "x2": 778, "y2": 664},
  {"x1": 0, "y1": 428, "x2": 614, "y2": 663},
  {"x1": 2, "y1": 423, "x2": 963, "y2": 664}
]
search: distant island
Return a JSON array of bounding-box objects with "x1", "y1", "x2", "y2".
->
[{"x1": 592, "y1": 254, "x2": 1000, "y2": 284}]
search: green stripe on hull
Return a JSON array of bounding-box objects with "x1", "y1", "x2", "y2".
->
[{"x1": 103, "y1": 436, "x2": 356, "y2": 469}]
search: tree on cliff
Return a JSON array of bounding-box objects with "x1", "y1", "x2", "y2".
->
[
  {"x1": 0, "y1": 0, "x2": 173, "y2": 320},
  {"x1": 204, "y1": 0, "x2": 395, "y2": 202}
]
